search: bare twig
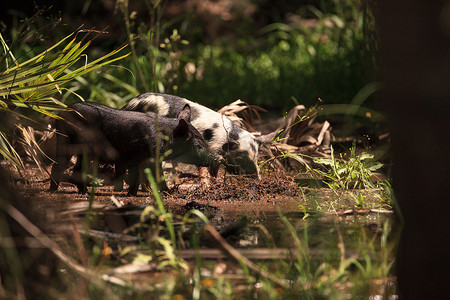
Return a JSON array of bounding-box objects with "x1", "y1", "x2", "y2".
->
[
  {"x1": 177, "y1": 248, "x2": 293, "y2": 260},
  {"x1": 316, "y1": 121, "x2": 330, "y2": 146},
  {"x1": 203, "y1": 225, "x2": 288, "y2": 287},
  {"x1": 110, "y1": 195, "x2": 124, "y2": 208},
  {"x1": 0, "y1": 201, "x2": 127, "y2": 289}
]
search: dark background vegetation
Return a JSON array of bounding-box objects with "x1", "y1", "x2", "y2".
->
[
  {"x1": 2, "y1": 1, "x2": 450, "y2": 298},
  {"x1": 0, "y1": 0, "x2": 378, "y2": 112}
]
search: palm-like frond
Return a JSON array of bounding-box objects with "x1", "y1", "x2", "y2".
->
[{"x1": 0, "y1": 29, "x2": 130, "y2": 172}]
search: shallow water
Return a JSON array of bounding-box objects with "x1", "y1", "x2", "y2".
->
[
  {"x1": 7, "y1": 162, "x2": 397, "y2": 298},
  {"x1": 211, "y1": 209, "x2": 396, "y2": 262}
]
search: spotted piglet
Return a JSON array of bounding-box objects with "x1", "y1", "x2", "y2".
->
[
  {"x1": 122, "y1": 93, "x2": 274, "y2": 180},
  {"x1": 50, "y1": 102, "x2": 219, "y2": 195}
]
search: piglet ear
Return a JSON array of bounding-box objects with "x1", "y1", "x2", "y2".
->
[
  {"x1": 177, "y1": 104, "x2": 191, "y2": 123},
  {"x1": 173, "y1": 119, "x2": 189, "y2": 138}
]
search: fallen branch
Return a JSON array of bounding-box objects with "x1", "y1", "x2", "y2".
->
[
  {"x1": 315, "y1": 121, "x2": 330, "y2": 146},
  {"x1": 0, "y1": 201, "x2": 128, "y2": 288},
  {"x1": 178, "y1": 248, "x2": 294, "y2": 260},
  {"x1": 258, "y1": 104, "x2": 332, "y2": 172},
  {"x1": 203, "y1": 225, "x2": 288, "y2": 287},
  {"x1": 108, "y1": 262, "x2": 158, "y2": 275},
  {"x1": 324, "y1": 209, "x2": 394, "y2": 216}
]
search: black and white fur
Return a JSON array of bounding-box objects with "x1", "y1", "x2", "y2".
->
[
  {"x1": 123, "y1": 93, "x2": 273, "y2": 178},
  {"x1": 50, "y1": 102, "x2": 219, "y2": 195}
]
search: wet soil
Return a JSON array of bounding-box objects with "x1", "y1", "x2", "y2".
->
[
  {"x1": 5, "y1": 161, "x2": 302, "y2": 216},
  {"x1": 4, "y1": 160, "x2": 390, "y2": 223},
  {"x1": 2, "y1": 160, "x2": 396, "y2": 298}
]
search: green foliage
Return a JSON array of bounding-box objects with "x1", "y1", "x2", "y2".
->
[
  {"x1": 144, "y1": 167, "x2": 176, "y2": 247},
  {"x1": 176, "y1": 0, "x2": 378, "y2": 109},
  {"x1": 0, "y1": 27, "x2": 129, "y2": 171},
  {"x1": 0, "y1": 2, "x2": 393, "y2": 298},
  {"x1": 117, "y1": 0, "x2": 190, "y2": 95},
  {"x1": 28, "y1": 0, "x2": 377, "y2": 110},
  {"x1": 352, "y1": 221, "x2": 396, "y2": 280},
  {"x1": 309, "y1": 140, "x2": 391, "y2": 209},
  {"x1": 0, "y1": 30, "x2": 128, "y2": 112},
  {"x1": 75, "y1": 204, "x2": 396, "y2": 299},
  {"x1": 313, "y1": 141, "x2": 383, "y2": 190}
]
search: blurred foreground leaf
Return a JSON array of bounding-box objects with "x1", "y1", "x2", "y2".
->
[{"x1": 0, "y1": 28, "x2": 129, "y2": 172}]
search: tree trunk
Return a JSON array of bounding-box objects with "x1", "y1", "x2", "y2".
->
[{"x1": 378, "y1": 1, "x2": 450, "y2": 298}]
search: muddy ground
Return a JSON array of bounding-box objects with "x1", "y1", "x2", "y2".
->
[
  {"x1": 5, "y1": 161, "x2": 302, "y2": 216},
  {"x1": 4, "y1": 159, "x2": 389, "y2": 227},
  {"x1": 1, "y1": 160, "x2": 396, "y2": 298}
]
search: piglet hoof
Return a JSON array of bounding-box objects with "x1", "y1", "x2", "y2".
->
[{"x1": 199, "y1": 166, "x2": 211, "y2": 190}]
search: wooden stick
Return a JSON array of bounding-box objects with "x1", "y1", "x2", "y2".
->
[
  {"x1": 177, "y1": 248, "x2": 293, "y2": 260},
  {"x1": 203, "y1": 225, "x2": 288, "y2": 287}
]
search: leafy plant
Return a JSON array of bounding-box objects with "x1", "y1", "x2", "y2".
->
[
  {"x1": 313, "y1": 140, "x2": 383, "y2": 190},
  {"x1": 0, "y1": 28, "x2": 129, "y2": 172},
  {"x1": 352, "y1": 220, "x2": 396, "y2": 280},
  {"x1": 174, "y1": 0, "x2": 378, "y2": 109},
  {"x1": 117, "y1": 0, "x2": 189, "y2": 95}
]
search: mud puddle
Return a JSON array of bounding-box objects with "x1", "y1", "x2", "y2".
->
[
  {"x1": 9, "y1": 161, "x2": 393, "y2": 232},
  {"x1": 10, "y1": 162, "x2": 394, "y2": 259},
  {"x1": 4, "y1": 161, "x2": 397, "y2": 298}
]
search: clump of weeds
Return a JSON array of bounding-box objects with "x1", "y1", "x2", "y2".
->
[{"x1": 312, "y1": 140, "x2": 392, "y2": 209}]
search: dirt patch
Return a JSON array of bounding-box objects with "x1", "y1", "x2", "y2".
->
[
  {"x1": 4, "y1": 162, "x2": 303, "y2": 221},
  {"x1": 4, "y1": 157, "x2": 390, "y2": 229},
  {"x1": 165, "y1": 170, "x2": 302, "y2": 214}
]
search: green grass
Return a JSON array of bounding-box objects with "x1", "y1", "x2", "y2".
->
[
  {"x1": 165, "y1": 0, "x2": 377, "y2": 109},
  {"x1": 0, "y1": 2, "x2": 394, "y2": 298},
  {"x1": 313, "y1": 141, "x2": 383, "y2": 190},
  {"x1": 310, "y1": 140, "x2": 391, "y2": 209},
  {"x1": 4, "y1": 0, "x2": 377, "y2": 111},
  {"x1": 51, "y1": 205, "x2": 396, "y2": 299}
]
